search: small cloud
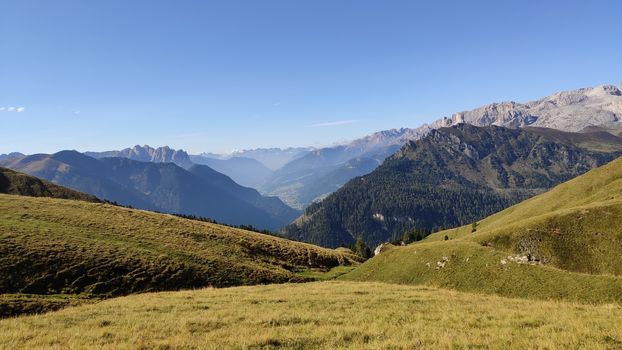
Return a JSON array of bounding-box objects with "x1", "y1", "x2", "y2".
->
[
  {"x1": 310, "y1": 119, "x2": 360, "y2": 127},
  {"x1": 73, "y1": 109, "x2": 80, "y2": 115},
  {"x1": 1, "y1": 106, "x2": 25, "y2": 112},
  {"x1": 273, "y1": 102, "x2": 281, "y2": 107}
]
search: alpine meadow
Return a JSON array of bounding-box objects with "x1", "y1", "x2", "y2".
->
[{"x1": 2, "y1": 1, "x2": 622, "y2": 349}]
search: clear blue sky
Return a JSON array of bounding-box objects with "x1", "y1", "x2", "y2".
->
[{"x1": 1, "y1": 0, "x2": 621, "y2": 154}]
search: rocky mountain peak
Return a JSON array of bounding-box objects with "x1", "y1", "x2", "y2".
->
[
  {"x1": 335, "y1": 83, "x2": 622, "y2": 162},
  {"x1": 425, "y1": 83, "x2": 622, "y2": 133},
  {"x1": 591, "y1": 84, "x2": 621, "y2": 96},
  {"x1": 86, "y1": 145, "x2": 193, "y2": 169}
]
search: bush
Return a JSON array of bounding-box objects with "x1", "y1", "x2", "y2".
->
[{"x1": 471, "y1": 222, "x2": 478, "y2": 233}]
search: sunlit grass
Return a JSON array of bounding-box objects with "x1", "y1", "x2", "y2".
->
[
  {"x1": 0, "y1": 194, "x2": 359, "y2": 316},
  {"x1": 296, "y1": 265, "x2": 356, "y2": 280},
  {"x1": 2, "y1": 281, "x2": 622, "y2": 349},
  {"x1": 342, "y1": 240, "x2": 622, "y2": 304}
]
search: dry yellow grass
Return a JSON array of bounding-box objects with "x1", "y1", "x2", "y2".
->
[
  {"x1": 1, "y1": 281, "x2": 622, "y2": 349},
  {"x1": 0, "y1": 194, "x2": 359, "y2": 295},
  {"x1": 0, "y1": 194, "x2": 360, "y2": 317}
]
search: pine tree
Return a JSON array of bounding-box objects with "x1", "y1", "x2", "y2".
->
[{"x1": 354, "y1": 235, "x2": 371, "y2": 259}]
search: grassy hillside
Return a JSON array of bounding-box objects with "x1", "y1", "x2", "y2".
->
[
  {"x1": 0, "y1": 167, "x2": 99, "y2": 202},
  {"x1": 0, "y1": 194, "x2": 359, "y2": 306},
  {"x1": 342, "y1": 241, "x2": 622, "y2": 304},
  {"x1": 425, "y1": 155, "x2": 622, "y2": 275},
  {"x1": 343, "y1": 156, "x2": 622, "y2": 303},
  {"x1": 2, "y1": 281, "x2": 621, "y2": 349}
]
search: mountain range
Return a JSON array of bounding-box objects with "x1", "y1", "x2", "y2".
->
[
  {"x1": 198, "y1": 147, "x2": 313, "y2": 171},
  {"x1": 188, "y1": 155, "x2": 274, "y2": 189},
  {"x1": 85, "y1": 145, "x2": 194, "y2": 169},
  {"x1": 436, "y1": 83, "x2": 622, "y2": 131},
  {"x1": 1, "y1": 83, "x2": 620, "y2": 236},
  {"x1": 283, "y1": 124, "x2": 622, "y2": 248},
  {"x1": 0, "y1": 152, "x2": 25, "y2": 162},
  {"x1": 51, "y1": 84, "x2": 620, "y2": 212},
  {"x1": 0, "y1": 151, "x2": 299, "y2": 230},
  {"x1": 257, "y1": 83, "x2": 622, "y2": 209},
  {"x1": 259, "y1": 128, "x2": 429, "y2": 209}
]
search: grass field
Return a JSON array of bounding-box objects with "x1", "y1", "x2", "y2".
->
[
  {"x1": 1, "y1": 281, "x2": 621, "y2": 349},
  {"x1": 0, "y1": 194, "x2": 359, "y2": 316}
]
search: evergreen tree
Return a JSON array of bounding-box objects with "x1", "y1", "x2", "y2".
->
[{"x1": 354, "y1": 236, "x2": 371, "y2": 259}]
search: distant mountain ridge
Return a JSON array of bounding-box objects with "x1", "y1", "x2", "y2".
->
[
  {"x1": 261, "y1": 83, "x2": 622, "y2": 208},
  {"x1": 3, "y1": 84, "x2": 619, "y2": 212},
  {"x1": 85, "y1": 145, "x2": 314, "y2": 192},
  {"x1": 189, "y1": 155, "x2": 274, "y2": 189},
  {"x1": 0, "y1": 151, "x2": 299, "y2": 230},
  {"x1": 260, "y1": 143, "x2": 399, "y2": 209},
  {"x1": 283, "y1": 124, "x2": 622, "y2": 248},
  {"x1": 86, "y1": 145, "x2": 193, "y2": 169},
  {"x1": 0, "y1": 152, "x2": 25, "y2": 162},
  {"x1": 200, "y1": 147, "x2": 314, "y2": 171},
  {"x1": 431, "y1": 83, "x2": 622, "y2": 131}
]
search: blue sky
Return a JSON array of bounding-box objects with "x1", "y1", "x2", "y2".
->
[{"x1": 1, "y1": 0, "x2": 621, "y2": 154}]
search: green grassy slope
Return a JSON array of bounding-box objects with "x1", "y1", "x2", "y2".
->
[
  {"x1": 2, "y1": 281, "x2": 622, "y2": 349},
  {"x1": 342, "y1": 241, "x2": 622, "y2": 304},
  {"x1": 0, "y1": 194, "x2": 359, "y2": 299},
  {"x1": 0, "y1": 167, "x2": 99, "y2": 202},
  {"x1": 425, "y1": 155, "x2": 622, "y2": 275},
  {"x1": 343, "y1": 156, "x2": 622, "y2": 303},
  {"x1": 426, "y1": 156, "x2": 622, "y2": 240}
]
